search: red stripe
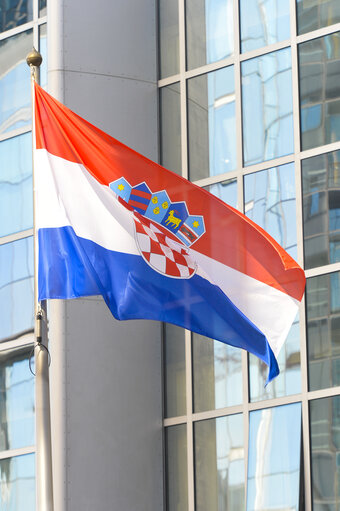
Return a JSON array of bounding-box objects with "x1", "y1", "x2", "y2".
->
[
  {"x1": 128, "y1": 199, "x2": 148, "y2": 211},
  {"x1": 34, "y1": 83, "x2": 306, "y2": 301},
  {"x1": 131, "y1": 189, "x2": 151, "y2": 199}
]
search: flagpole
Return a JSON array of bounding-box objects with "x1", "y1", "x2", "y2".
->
[{"x1": 26, "y1": 49, "x2": 54, "y2": 511}]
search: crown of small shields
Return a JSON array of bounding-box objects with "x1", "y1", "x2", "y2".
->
[{"x1": 110, "y1": 177, "x2": 206, "y2": 247}]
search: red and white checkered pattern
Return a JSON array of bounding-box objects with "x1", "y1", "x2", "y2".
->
[{"x1": 133, "y1": 213, "x2": 196, "y2": 278}]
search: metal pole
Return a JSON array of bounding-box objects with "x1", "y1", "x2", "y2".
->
[{"x1": 26, "y1": 48, "x2": 54, "y2": 511}]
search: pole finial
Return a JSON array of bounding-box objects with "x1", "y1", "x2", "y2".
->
[{"x1": 26, "y1": 47, "x2": 43, "y2": 68}]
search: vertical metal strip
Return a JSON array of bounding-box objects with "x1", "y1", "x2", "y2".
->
[
  {"x1": 290, "y1": 1, "x2": 312, "y2": 508},
  {"x1": 185, "y1": 330, "x2": 195, "y2": 511},
  {"x1": 179, "y1": 0, "x2": 188, "y2": 180}
]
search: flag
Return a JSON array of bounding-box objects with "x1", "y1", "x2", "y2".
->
[{"x1": 34, "y1": 83, "x2": 305, "y2": 382}]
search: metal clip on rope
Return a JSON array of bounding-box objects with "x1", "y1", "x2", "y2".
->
[{"x1": 29, "y1": 309, "x2": 51, "y2": 376}]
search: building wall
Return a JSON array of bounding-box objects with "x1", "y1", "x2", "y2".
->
[{"x1": 47, "y1": 0, "x2": 163, "y2": 510}]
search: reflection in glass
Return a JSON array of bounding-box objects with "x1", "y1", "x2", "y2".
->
[
  {"x1": 310, "y1": 396, "x2": 340, "y2": 510},
  {"x1": 0, "y1": 133, "x2": 33, "y2": 237},
  {"x1": 159, "y1": 0, "x2": 179, "y2": 78},
  {"x1": 205, "y1": 178, "x2": 237, "y2": 208},
  {"x1": 195, "y1": 414, "x2": 244, "y2": 510},
  {"x1": 240, "y1": 0, "x2": 290, "y2": 53},
  {"x1": 306, "y1": 271, "x2": 340, "y2": 391},
  {"x1": 0, "y1": 30, "x2": 33, "y2": 135},
  {"x1": 192, "y1": 334, "x2": 242, "y2": 412},
  {"x1": 297, "y1": 0, "x2": 340, "y2": 35},
  {"x1": 247, "y1": 403, "x2": 302, "y2": 510},
  {"x1": 249, "y1": 314, "x2": 301, "y2": 401},
  {"x1": 0, "y1": 345, "x2": 35, "y2": 451},
  {"x1": 0, "y1": 454, "x2": 35, "y2": 510},
  {"x1": 165, "y1": 425, "x2": 188, "y2": 511},
  {"x1": 40, "y1": 0, "x2": 47, "y2": 16},
  {"x1": 0, "y1": 0, "x2": 33, "y2": 33},
  {"x1": 302, "y1": 150, "x2": 340, "y2": 269},
  {"x1": 0, "y1": 237, "x2": 34, "y2": 342},
  {"x1": 242, "y1": 48, "x2": 293, "y2": 166},
  {"x1": 188, "y1": 66, "x2": 236, "y2": 181},
  {"x1": 160, "y1": 83, "x2": 181, "y2": 175},
  {"x1": 186, "y1": 0, "x2": 233, "y2": 70},
  {"x1": 39, "y1": 24, "x2": 47, "y2": 90},
  {"x1": 244, "y1": 163, "x2": 297, "y2": 259},
  {"x1": 164, "y1": 323, "x2": 186, "y2": 418},
  {"x1": 299, "y1": 32, "x2": 340, "y2": 151}
]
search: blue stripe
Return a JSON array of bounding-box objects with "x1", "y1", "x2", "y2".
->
[
  {"x1": 38, "y1": 226, "x2": 279, "y2": 382},
  {"x1": 129, "y1": 193, "x2": 150, "y2": 206}
]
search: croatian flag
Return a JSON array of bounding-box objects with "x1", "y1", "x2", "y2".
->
[{"x1": 34, "y1": 83, "x2": 305, "y2": 382}]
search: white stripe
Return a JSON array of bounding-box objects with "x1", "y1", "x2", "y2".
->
[
  {"x1": 192, "y1": 250, "x2": 299, "y2": 357},
  {"x1": 36, "y1": 149, "x2": 298, "y2": 355},
  {"x1": 35, "y1": 149, "x2": 139, "y2": 255}
]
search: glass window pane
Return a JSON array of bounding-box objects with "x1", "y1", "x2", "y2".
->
[
  {"x1": 165, "y1": 425, "x2": 188, "y2": 511},
  {"x1": 0, "y1": 30, "x2": 33, "y2": 135},
  {"x1": 240, "y1": 0, "x2": 290, "y2": 53},
  {"x1": 302, "y1": 150, "x2": 340, "y2": 269},
  {"x1": 188, "y1": 66, "x2": 236, "y2": 181},
  {"x1": 249, "y1": 314, "x2": 301, "y2": 401},
  {"x1": 186, "y1": 0, "x2": 233, "y2": 70},
  {"x1": 242, "y1": 48, "x2": 293, "y2": 166},
  {"x1": 0, "y1": 133, "x2": 33, "y2": 237},
  {"x1": 0, "y1": 454, "x2": 35, "y2": 510},
  {"x1": 0, "y1": 237, "x2": 34, "y2": 342},
  {"x1": 39, "y1": 24, "x2": 47, "y2": 90},
  {"x1": 159, "y1": 0, "x2": 179, "y2": 79},
  {"x1": 160, "y1": 83, "x2": 181, "y2": 175},
  {"x1": 204, "y1": 178, "x2": 238, "y2": 209},
  {"x1": 0, "y1": 345, "x2": 35, "y2": 451},
  {"x1": 247, "y1": 403, "x2": 302, "y2": 510},
  {"x1": 164, "y1": 323, "x2": 186, "y2": 418},
  {"x1": 306, "y1": 271, "x2": 340, "y2": 391},
  {"x1": 297, "y1": 0, "x2": 340, "y2": 35},
  {"x1": 310, "y1": 396, "x2": 340, "y2": 510},
  {"x1": 299, "y1": 32, "x2": 340, "y2": 151},
  {"x1": 195, "y1": 414, "x2": 244, "y2": 510},
  {"x1": 244, "y1": 162, "x2": 297, "y2": 259},
  {"x1": 192, "y1": 333, "x2": 242, "y2": 412},
  {"x1": 0, "y1": 0, "x2": 33, "y2": 34},
  {"x1": 40, "y1": 0, "x2": 47, "y2": 16}
]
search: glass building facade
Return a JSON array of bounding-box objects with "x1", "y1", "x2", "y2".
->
[
  {"x1": 0, "y1": 1, "x2": 46, "y2": 508},
  {"x1": 160, "y1": 1, "x2": 340, "y2": 509}
]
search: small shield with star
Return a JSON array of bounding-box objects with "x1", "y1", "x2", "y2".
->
[
  {"x1": 109, "y1": 177, "x2": 132, "y2": 203},
  {"x1": 176, "y1": 215, "x2": 205, "y2": 246}
]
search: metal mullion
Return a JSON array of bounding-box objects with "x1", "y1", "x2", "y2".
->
[
  {"x1": 307, "y1": 385, "x2": 340, "y2": 401},
  {"x1": 234, "y1": 1, "x2": 250, "y2": 504},
  {"x1": 305, "y1": 262, "x2": 340, "y2": 279},
  {"x1": 0, "y1": 125, "x2": 32, "y2": 143},
  {"x1": 242, "y1": 154, "x2": 295, "y2": 175},
  {"x1": 178, "y1": 0, "x2": 188, "y2": 181},
  {"x1": 0, "y1": 335, "x2": 34, "y2": 353},
  {"x1": 296, "y1": 22, "x2": 340, "y2": 44},
  {"x1": 0, "y1": 21, "x2": 34, "y2": 41},
  {"x1": 192, "y1": 170, "x2": 239, "y2": 188},
  {"x1": 290, "y1": 1, "x2": 313, "y2": 507},
  {"x1": 158, "y1": 74, "x2": 181, "y2": 88},
  {"x1": 184, "y1": 56, "x2": 234, "y2": 80},
  {"x1": 239, "y1": 39, "x2": 291, "y2": 62},
  {"x1": 0, "y1": 445, "x2": 35, "y2": 461},
  {"x1": 299, "y1": 140, "x2": 340, "y2": 161},
  {"x1": 248, "y1": 393, "x2": 302, "y2": 411},
  {"x1": 0, "y1": 229, "x2": 33, "y2": 246},
  {"x1": 164, "y1": 415, "x2": 188, "y2": 427}
]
